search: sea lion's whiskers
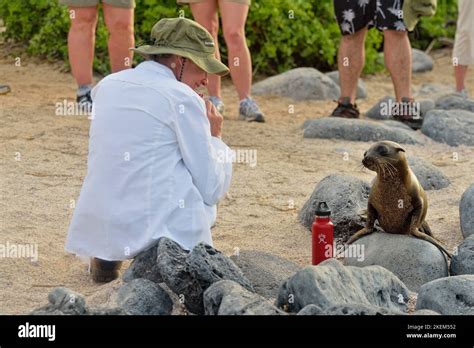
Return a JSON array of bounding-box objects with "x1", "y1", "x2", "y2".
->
[
  {"x1": 380, "y1": 162, "x2": 390, "y2": 178},
  {"x1": 377, "y1": 162, "x2": 386, "y2": 178},
  {"x1": 386, "y1": 162, "x2": 398, "y2": 175},
  {"x1": 353, "y1": 162, "x2": 367, "y2": 174},
  {"x1": 382, "y1": 162, "x2": 395, "y2": 178}
]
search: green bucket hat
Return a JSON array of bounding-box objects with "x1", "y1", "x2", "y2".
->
[
  {"x1": 402, "y1": 0, "x2": 437, "y2": 32},
  {"x1": 132, "y1": 18, "x2": 229, "y2": 76}
]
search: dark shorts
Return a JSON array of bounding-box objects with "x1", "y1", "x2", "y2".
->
[{"x1": 334, "y1": 0, "x2": 407, "y2": 35}]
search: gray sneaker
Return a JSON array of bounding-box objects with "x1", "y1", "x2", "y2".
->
[
  {"x1": 239, "y1": 97, "x2": 265, "y2": 122},
  {"x1": 209, "y1": 96, "x2": 225, "y2": 116},
  {"x1": 455, "y1": 89, "x2": 470, "y2": 99}
]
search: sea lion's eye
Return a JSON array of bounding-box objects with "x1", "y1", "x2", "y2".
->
[{"x1": 377, "y1": 146, "x2": 388, "y2": 156}]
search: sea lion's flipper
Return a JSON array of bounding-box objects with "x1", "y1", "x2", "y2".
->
[
  {"x1": 348, "y1": 203, "x2": 377, "y2": 244},
  {"x1": 347, "y1": 227, "x2": 375, "y2": 244},
  {"x1": 410, "y1": 229, "x2": 452, "y2": 259},
  {"x1": 408, "y1": 199, "x2": 450, "y2": 257},
  {"x1": 357, "y1": 209, "x2": 368, "y2": 221},
  {"x1": 420, "y1": 221, "x2": 432, "y2": 236}
]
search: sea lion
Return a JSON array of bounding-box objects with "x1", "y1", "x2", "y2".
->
[{"x1": 347, "y1": 140, "x2": 451, "y2": 258}]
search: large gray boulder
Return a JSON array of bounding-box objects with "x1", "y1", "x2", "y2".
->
[
  {"x1": 116, "y1": 278, "x2": 173, "y2": 315},
  {"x1": 31, "y1": 287, "x2": 127, "y2": 315},
  {"x1": 153, "y1": 238, "x2": 252, "y2": 314},
  {"x1": 460, "y1": 184, "x2": 474, "y2": 238},
  {"x1": 252, "y1": 68, "x2": 340, "y2": 101},
  {"x1": 450, "y1": 235, "x2": 474, "y2": 276},
  {"x1": 298, "y1": 174, "x2": 370, "y2": 242},
  {"x1": 365, "y1": 96, "x2": 435, "y2": 120},
  {"x1": 297, "y1": 304, "x2": 324, "y2": 315},
  {"x1": 421, "y1": 109, "x2": 474, "y2": 146},
  {"x1": 123, "y1": 245, "x2": 163, "y2": 283},
  {"x1": 435, "y1": 94, "x2": 474, "y2": 112},
  {"x1": 412, "y1": 49, "x2": 434, "y2": 73},
  {"x1": 31, "y1": 288, "x2": 87, "y2": 315},
  {"x1": 325, "y1": 70, "x2": 367, "y2": 99},
  {"x1": 344, "y1": 233, "x2": 449, "y2": 292},
  {"x1": 186, "y1": 243, "x2": 254, "y2": 292},
  {"x1": 321, "y1": 303, "x2": 404, "y2": 315},
  {"x1": 230, "y1": 250, "x2": 300, "y2": 300},
  {"x1": 415, "y1": 275, "x2": 474, "y2": 315},
  {"x1": 412, "y1": 309, "x2": 441, "y2": 315},
  {"x1": 416, "y1": 83, "x2": 455, "y2": 98},
  {"x1": 277, "y1": 258, "x2": 410, "y2": 313},
  {"x1": 297, "y1": 303, "x2": 403, "y2": 315},
  {"x1": 303, "y1": 118, "x2": 424, "y2": 144},
  {"x1": 204, "y1": 280, "x2": 285, "y2": 315},
  {"x1": 154, "y1": 238, "x2": 203, "y2": 313},
  {"x1": 408, "y1": 156, "x2": 450, "y2": 190}
]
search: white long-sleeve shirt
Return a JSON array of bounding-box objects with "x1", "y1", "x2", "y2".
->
[{"x1": 65, "y1": 61, "x2": 232, "y2": 260}]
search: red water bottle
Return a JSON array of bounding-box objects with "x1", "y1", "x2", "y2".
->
[{"x1": 312, "y1": 201, "x2": 334, "y2": 265}]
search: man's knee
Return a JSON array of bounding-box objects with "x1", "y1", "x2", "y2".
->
[
  {"x1": 383, "y1": 29, "x2": 408, "y2": 40},
  {"x1": 106, "y1": 14, "x2": 134, "y2": 35},
  {"x1": 223, "y1": 28, "x2": 245, "y2": 50},
  {"x1": 69, "y1": 8, "x2": 98, "y2": 30},
  {"x1": 201, "y1": 18, "x2": 219, "y2": 38},
  {"x1": 341, "y1": 28, "x2": 367, "y2": 45}
]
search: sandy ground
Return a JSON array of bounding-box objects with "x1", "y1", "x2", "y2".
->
[{"x1": 1, "y1": 48, "x2": 473, "y2": 314}]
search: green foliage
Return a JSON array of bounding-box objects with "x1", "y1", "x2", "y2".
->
[
  {"x1": 0, "y1": 0, "x2": 458, "y2": 77},
  {"x1": 410, "y1": 0, "x2": 458, "y2": 50}
]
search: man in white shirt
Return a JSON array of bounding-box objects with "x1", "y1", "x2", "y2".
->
[{"x1": 65, "y1": 18, "x2": 233, "y2": 282}]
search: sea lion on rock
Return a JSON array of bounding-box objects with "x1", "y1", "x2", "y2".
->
[{"x1": 347, "y1": 141, "x2": 451, "y2": 258}]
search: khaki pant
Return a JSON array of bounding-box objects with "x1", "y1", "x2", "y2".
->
[
  {"x1": 453, "y1": 0, "x2": 474, "y2": 65},
  {"x1": 59, "y1": 0, "x2": 135, "y2": 8}
]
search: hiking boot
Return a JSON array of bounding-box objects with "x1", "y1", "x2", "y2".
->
[
  {"x1": 209, "y1": 96, "x2": 225, "y2": 116},
  {"x1": 0, "y1": 84, "x2": 11, "y2": 95},
  {"x1": 330, "y1": 97, "x2": 360, "y2": 118},
  {"x1": 239, "y1": 97, "x2": 265, "y2": 122},
  {"x1": 392, "y1": 97, "x2": 423, "y2": 130},
  {"x1": 90, "y1": 257, "x2": 122, "y2": 283},
  {"x1": 77, "y1": 90, "x2": 93, "y2": 114}
]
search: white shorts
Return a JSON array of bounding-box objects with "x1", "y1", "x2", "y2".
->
[{"x1": 453, "y1": 0, "x2": 474, "y2": 66}]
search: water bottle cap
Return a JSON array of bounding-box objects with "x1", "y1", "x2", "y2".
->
[{"x1": 316, "y1": 201, "x2": 331, "y2": 216}]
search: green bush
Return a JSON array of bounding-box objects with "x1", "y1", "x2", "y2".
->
[
  {"x1": 0, "y1": 0, "x2": 458, "y2": 77},
  {"x1": 410, "y1": 0, "x2": 458, "y2": 50}
]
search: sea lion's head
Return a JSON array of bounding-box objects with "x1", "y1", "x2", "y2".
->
[{"x1": 362, "y1": 141, "x2": 406, "y2": 176}]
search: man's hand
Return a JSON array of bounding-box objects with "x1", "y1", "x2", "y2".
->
[{"x1": 205, "y1": 99, "x2": 223, "y2": 138}]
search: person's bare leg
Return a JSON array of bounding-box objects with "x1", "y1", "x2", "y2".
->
[
  {"x1": 68, "y1": 6, "x2": 98, "y2": 86},
  {"x1": 384, "y1": 30, "x2": 412, "y2": 101},
  {"x1": 219, "y1": 0, "x2": 251, "y2": 101},
  {"x1": 454, "y1": 64, "x2": 469, "y2": 92},
  {"x1": 190, "y1": 1, "x2": 221, "y2": 98},
  {"x1": 338, "y1": 27, "x2": 367, "y2": 104},
  {"x1": 103, "y1": 3, "x2": 134, "y2": 73}
]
